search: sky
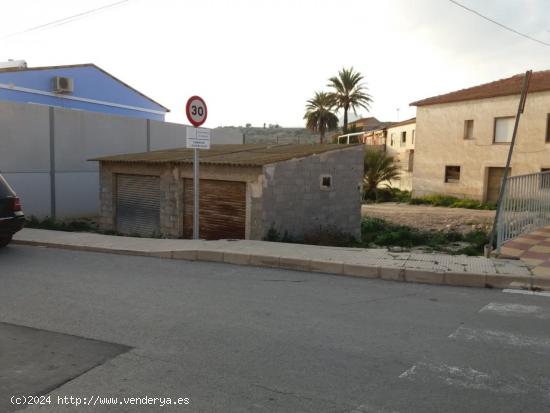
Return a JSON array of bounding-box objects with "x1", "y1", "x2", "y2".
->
[{"x1": 1, "y1": 0, "x2": 550, "y2": 128}]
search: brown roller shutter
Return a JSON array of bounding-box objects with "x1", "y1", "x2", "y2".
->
[
  {"x1": 116, "y1": 174, "x2": 160, "y2": 237},
  {"x1": 183, "y1": 179, "x2": 246, "y2": 240}
]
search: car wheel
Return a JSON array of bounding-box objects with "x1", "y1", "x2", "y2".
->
[{"x1": 0, "y1": 235, "x2": 13, "y2": 247}]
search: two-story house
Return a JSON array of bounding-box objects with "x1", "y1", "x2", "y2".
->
[
  {"x1": 411, "y1": 70, "x2": 550, "y2": 203},
  {"x1": 385, "y1": 117, "x2": 416, "y2": 191}
]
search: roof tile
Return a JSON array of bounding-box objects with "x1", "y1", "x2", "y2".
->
[{"x1": 411, "y1": 70, "x2": 550, "y2": 107}]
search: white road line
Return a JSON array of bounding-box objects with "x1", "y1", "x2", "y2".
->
[
  {"x1": 449, "y1": 326, "x2": 550, "y2": 354},
  {"x1": 503, "y1": 289, "x2": 550, "y2": 298},
  {"x1": 350, "y1": 403, "x2": 399, "y2": 413},
  {"x1": 480, "y1": 302, "x2": 550, "y2": 319},
  {"x1": 397, "y1": 362, "x2": 533, "y2": 394}
]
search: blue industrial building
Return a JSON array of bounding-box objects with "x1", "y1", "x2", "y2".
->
[{"x1": 0, "y1": 62, "x2": 169, "y2": 121}]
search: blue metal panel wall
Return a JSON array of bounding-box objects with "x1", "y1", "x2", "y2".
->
[{"x1": 0, "y1": 66, "x2": 166, "y2": 121}]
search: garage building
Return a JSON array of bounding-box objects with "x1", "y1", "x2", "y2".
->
[{"x1": 93, "y1": 144, "x2": 363, "y2": 240}]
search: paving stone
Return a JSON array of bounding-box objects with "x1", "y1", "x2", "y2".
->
[
  {"x1": 343, "y1": 264, "x2": 379, "y2": 278},
  {"x1": 445, "y1": 272, "x2": 486, "y2": 288},
  {"x1": 223, "y1": 252, "x2": 251, "y2": 266},
  {"x1": 380, "y1": 265, "x2": 405, "y2": 281},
  {"x1": 279, "y1": 257, "x2": 311, "y2": 272},
  {"x1": 171, "y1": 250, "x2": 197, "y2": 261},
  {"x1": 485, "y1": 274, "x2": 531, "y2": 289},
  {"x1": 196, "y1": 250, "x2": 224, "y2": 262},
  {"x1": 405, "y1": 269, "x2": 445, "y2": 285},
  {"x1": 310, "y1": 260, "x2": 344, "y2": 275},
  {"x1": 249, "y1": 254, "x2": 280, "y2": 268}
]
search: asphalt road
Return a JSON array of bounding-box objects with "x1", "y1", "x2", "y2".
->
[{"x1": 1, "y1": 245, "x2": 549, "y2": 413}]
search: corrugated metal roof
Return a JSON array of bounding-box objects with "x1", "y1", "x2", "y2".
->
[{"x1": 90, "y1": 144, "x2": 361, "y2": 167}]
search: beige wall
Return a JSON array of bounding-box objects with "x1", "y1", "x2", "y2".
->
[
  {"x1": 413, "y1": 91, "x2": 550, "y2": 201},
  {"x1": 386, "y1": 122, "x2": 416, "y2": 191}
]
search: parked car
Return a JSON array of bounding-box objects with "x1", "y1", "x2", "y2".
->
[{"x1": 0, "y1": 174, "x2": 24, "y2": 247}]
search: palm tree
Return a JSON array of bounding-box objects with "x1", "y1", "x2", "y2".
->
[
  {"x1": 327, "y1": 67, "x2": 373, "y2": 134},
  {"x1": 363, "y1": 149, "x2": 400, "y2": 200},
  {"x1": 304, "y1": 92, "x2": 339, "y2": 144}
]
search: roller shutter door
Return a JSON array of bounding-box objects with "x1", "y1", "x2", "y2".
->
[
  {"x1": 116, "y1": 174, "x2": 160, "y2": 237},
  {"x1": 183, "y1": 179, "x2": 246, "y2": 240}
]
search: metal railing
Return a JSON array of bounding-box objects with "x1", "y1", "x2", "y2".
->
[{"x1": 496, "y1": 170, "x2": 550, "y2": 250}]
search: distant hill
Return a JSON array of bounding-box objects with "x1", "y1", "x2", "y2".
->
[{"x1": 213, "y1": 126, "x2": 323, "y2": 144}]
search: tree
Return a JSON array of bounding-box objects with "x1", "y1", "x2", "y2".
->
[
  {"x1": 327, "y1": 67, "x2": 372, "y2": 134},
  {"x1": 303, "y1": 91, "x2": 339, "y2": 144},
  {"x1": 363, "y1": 149, "x2": 400, "y2": 200}
]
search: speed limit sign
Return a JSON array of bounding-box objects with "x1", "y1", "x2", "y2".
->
[{"x1": 185, "y1": 95, "x2": 207, "y2": 127}]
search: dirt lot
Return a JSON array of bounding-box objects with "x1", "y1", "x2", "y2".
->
[{"x1": 362, "y1": 203, "x2": 495, "y2": 233}]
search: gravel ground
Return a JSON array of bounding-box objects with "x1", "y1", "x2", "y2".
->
[{"x1": 362, "y1": 203, "x2": 495, "y2": 233}]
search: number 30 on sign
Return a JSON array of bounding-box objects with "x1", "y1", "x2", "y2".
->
[{"x1": 186, "y1": 96, "x2": 208, "y2": 127}]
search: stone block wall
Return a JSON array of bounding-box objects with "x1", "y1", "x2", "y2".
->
[
  {"x1": 260, "y1": 145, "x2": 364, "y2": 240},
  {"x1": 98, "y1": 163, "x2": 115, "y2": 231},
  {"x1": 159, "y1": 165, "x2": 184, "y2": 238}
]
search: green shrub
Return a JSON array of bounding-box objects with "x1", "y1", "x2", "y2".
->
[
  {"x1": 409, "y1": 195, "x2": 496, "y2": 210},
  {"x1": 263, "y1": 225, "x2": 297, "y2": 243},
  {"x1": 421, "y1": 194, "x2": 457, "y2": 207},
  {"x1": 303, "y1": 225, "x2": 355, "y2": 247},
  {"x1": 360, "y1": 217, "x2": 488, "y2": 255},
  {"x1": 25, "y1": 216, "x2": 98, "y2": 232},
  {"x1": 264, "y1": 224, "x2": 281, "y2": 242},
  {"x1": 364, "y1": 188, "x2": 411, "y2": 203}
]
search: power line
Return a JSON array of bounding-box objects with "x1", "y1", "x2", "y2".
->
[
  {"x1": 448, "y1": 0, "x2": 550, "y2": 48},
  {"x1": 1, "y1": 0, "x2": 132, "y2": 41}
]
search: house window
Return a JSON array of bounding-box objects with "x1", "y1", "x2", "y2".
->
[
  {"x1": 412, "y1": 129, "x2": 415, "y2": 144},
  {"x1": 546, "y1": 114, "x2": 550, "y2": 143},
  {"x1": 541, "y1": 168, "x2": 550, "y2": 189},
  {"x1": 320, "y1": 174, "x2": 332, "y2": 190},
  {"x1": 401, "y1": 131, "x2": 406, "y2": 147},
  {"x1": 390, "y1": 133, "x2": 395, "y2": 146},
  {"x1": 494, "y1": 117, "x2": 515, "y2": 143},
  {"x1": 464, "y1": 120, "x2": 474, "y2": 139},
  {"x1": 445, "y1": 166, "x2": 461, "y2": 183}
]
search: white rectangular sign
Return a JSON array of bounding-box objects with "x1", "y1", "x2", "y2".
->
[{"x1": 186, "y1": 127, "x2": 211, "y2": 149}]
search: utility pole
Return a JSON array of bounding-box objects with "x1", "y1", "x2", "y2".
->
[{"x1": 485, "y1": 70, "x2": 532, "y2": 256}]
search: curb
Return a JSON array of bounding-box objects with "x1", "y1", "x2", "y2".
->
[{"x1": 12, "y1": 239, "x2": 545, "y2": 292}]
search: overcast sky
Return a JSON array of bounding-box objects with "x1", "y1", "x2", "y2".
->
[{"x1": 1, "y1": 0, "x2": 549, "y2": 128}]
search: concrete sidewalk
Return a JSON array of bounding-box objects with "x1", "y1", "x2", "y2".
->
[{"x1": 12, "y1": 229, "x2": 549, "y2": 291}]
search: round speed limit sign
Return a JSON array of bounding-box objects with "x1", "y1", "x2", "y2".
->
[{"x1": 185, "y1": 95, "x2": 208, "y2": 127}]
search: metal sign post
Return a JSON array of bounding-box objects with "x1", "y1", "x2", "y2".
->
[
  {"x1": 193, "y1": 146, "x2": 199, "y2": 239},
  {"x1": 185, "y1": 96, "x2": 209, "y2": 240}
]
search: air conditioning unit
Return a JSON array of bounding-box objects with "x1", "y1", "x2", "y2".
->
[{"x1": 53, "y1": 76, "x2": 74, "y2": 94}]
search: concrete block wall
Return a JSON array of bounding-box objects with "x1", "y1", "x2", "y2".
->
[{"x1": 260, "y1": 145, "x2": 364, "y2": 240}]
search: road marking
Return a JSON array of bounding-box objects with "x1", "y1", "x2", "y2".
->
[
  {"x1": 503, "y1": 289, "x2": 550, "y2": 298},
  {"x1": 398, "y1": 362, "x2": 531, "y2": 394},
  {"x1": 480, "y1": 302, "x2": 550, "y2": 319},
  {"x1": 449, "y1": 326, "x2": 550, "y2": 354},
  {"x1": 350, "y1": 403, "x2": 399, "y2": 413}
]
